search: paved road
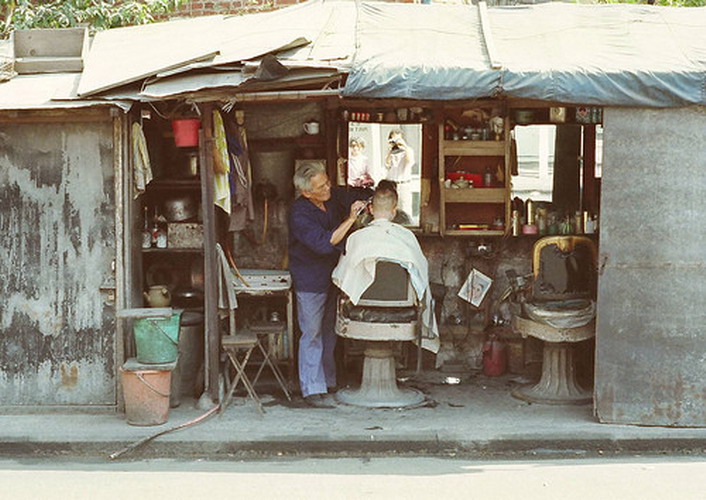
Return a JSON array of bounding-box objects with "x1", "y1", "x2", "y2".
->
[{"x1": 2, "y1": 456, "x2": 706, "y2": 499}]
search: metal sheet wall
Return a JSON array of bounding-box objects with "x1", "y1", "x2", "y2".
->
[
  {"x1": 0, "y1": 116, "x2": 118, "y2": 407},
  {"x1": 595, "y1": 106, "x2": 706, "y2": 426}
]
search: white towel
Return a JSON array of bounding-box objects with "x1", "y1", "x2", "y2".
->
[{"x1": 132, "y1": 122, "x2": 153, "y2": 198}]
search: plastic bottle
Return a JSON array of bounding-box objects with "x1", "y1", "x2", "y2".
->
[
  {"x1": 484, "y1": 166, "x2": 494, "y2": 188},
  {"x1": 141, "y1": 207, "x2": 152, "y2": 249}
]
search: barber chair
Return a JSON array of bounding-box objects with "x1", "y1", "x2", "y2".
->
[
  {"x1": 335, "y1": 260, "x2": 424, "y2": 408},
  {"x1": 512, "y1": 236, "x2": 597, "y2": 405}
]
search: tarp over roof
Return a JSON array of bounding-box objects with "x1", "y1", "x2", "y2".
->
[
  {"x1": 343, "y1": 2, "x2": 706, "y2": 107},
  {"x1": 4, "y1": 1, "x2": 706, "y2": 109}
]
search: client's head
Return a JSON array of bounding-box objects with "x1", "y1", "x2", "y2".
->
[{"x1": 372, "y1": 180, "x2": 399, "y2": 221}]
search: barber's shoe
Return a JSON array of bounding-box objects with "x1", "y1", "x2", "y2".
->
[
  {"x1": 321, "y1": 393, "x2": 338, "y2": 406},
  {"x1": 304, "y1": 394, "x2": 335, "y2": 409}
]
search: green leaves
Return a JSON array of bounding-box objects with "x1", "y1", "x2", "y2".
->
[{"x1": 3, "y1": 0, "x2": 186, "y2": 35}]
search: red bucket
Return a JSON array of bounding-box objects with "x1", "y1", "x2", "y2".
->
[{"x1": 171, "y1": 119, "x2": 200, "y2": 147}]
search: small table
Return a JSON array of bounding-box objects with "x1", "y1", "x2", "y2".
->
[{"x1": 231, "y1": 269, "x2": 294, "y2": 381}]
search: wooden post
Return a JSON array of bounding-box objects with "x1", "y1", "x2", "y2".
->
[
  {"x1": 582, "y1": 125, "x2": 597, "y2": 214},
  {"x1": 199, "y1": 104, "x2": 221, "y2": 403}
]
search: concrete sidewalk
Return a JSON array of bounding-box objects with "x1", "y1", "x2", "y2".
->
[{"x1": 1, "y1": 374, "x2": 705, "y2": 460}]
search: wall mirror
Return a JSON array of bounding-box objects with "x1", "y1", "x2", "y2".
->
[{"x1": 345, "y1": 122, "x2": 422, "y2": 227}]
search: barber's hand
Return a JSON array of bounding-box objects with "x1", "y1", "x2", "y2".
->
[{"x1": 350, "y1": 200, "x2": 367, "y2": 219}]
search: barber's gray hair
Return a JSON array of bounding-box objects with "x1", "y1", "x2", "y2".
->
[{"x1": 293, "y1": 162, "x2": 326, "y2": 194}]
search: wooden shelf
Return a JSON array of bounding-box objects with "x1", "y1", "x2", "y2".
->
[
  {"x1": 438, "y1": 111, "x2": 511, "y2": 237},
  {"x1": 444, "y1": 229, "x2": 505, "y2": 237},
  {"x1": 147, "y1": 178, "x2": 200, "y2": 190},
  {"x1": 141, "y1": 247, "x2": 203, "y2": 253},
  {"x1": 249, "y1": 136, "x2": 325, "y2": 149},
  {"x1": 443, "y1": 187, "x2": 506, "y2": 203},
  {"x1": 442, "y1": 140, "x2": 505, "y2": 156}
]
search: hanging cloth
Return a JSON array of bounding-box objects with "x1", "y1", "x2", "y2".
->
[
  {"x1": 225, "y1": 118, "x2": 255, "y2": 231},
  {"x1": 131, "y1": 122, "x2": 153, "y2": 199},
  {"x1": 212, "y1": 110, "x2": 231, "y2": 214}
]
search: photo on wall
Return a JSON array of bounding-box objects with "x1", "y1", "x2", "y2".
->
[{"x1": 458, "y1": 268, "x2": 493, "y2": 308}]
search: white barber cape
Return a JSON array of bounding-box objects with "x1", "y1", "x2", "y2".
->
[{"x1": 332, "y1": 219, "x2": 440, "y2": 353}]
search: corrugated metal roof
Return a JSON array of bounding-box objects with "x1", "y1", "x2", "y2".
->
[
  {"x1": 77, "y1": 1, "x2": 358, "y2": 99},
  {"x1": 77, "y1": 16, "x2": 224, "y2": 97},
  {"x1": 0, "y1": 73, "x2": 129, "y2": 111}
]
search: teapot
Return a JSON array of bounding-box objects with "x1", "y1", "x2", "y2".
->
[{"x1": 144, "y1": 285, "x2": 171, "y2": 308}]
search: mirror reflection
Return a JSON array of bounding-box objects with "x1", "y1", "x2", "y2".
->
[{"x1": 346, "y1": 122, "x2": 422, "y2": 226}]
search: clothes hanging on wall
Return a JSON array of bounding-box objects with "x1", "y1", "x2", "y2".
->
[
  {"x1": 225, "y1": 118, "x2": 254, "y2": 232},
  {"x1": 212, "y1": 110, "x2": 231, "y2": 214},
  {"x1": 131, "y1": 122, "x2": 153, "y2": 198}
]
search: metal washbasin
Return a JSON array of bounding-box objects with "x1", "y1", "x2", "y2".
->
[{"x1": 233, "y1": 269, "x2": 291, "y2": 291}]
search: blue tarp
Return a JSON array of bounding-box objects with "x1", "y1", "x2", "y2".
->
[{"x1": 343, "y1": 2, "x2": 706, "y2": 107}]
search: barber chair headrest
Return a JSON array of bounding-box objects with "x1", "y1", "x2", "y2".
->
[{"x1": 531, "y1": 236, "x2": 597, "y2": 303}]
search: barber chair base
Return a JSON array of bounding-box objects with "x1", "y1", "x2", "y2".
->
[
  {"x1": 511, "y1": 342, "x2": 592, "y2": 405},
  {"x1": 336, "y1": 341, "x2": 424, "y2": 408}
]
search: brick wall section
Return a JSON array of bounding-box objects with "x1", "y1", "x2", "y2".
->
[{"x1": 167, "y1": 0, "x2": 417, "y2": 18}]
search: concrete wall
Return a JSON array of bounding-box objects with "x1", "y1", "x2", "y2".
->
[
  {"x1": 595, "y1": 106, "x2": 706, "y2": 426},
  {"x1": 0, "y1": 114, "x2": 118, "y2": 407}
]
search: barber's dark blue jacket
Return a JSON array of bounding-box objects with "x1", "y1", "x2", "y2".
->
[{"x1": 289, "y1": 186, "x2": 371, "y2": 293}]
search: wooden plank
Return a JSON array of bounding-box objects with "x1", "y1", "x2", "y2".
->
[
  {"x1": 13, "y1": 28, "x2": 87, "y2": 58},
  {"x1": 15, "y1": 57, "x2": 83, "y2": 74},
  {"x1": 116, "y1": 307, "x2": 173, "y2": 319},
  {"x1": 443, "y1": 140, "x2": 505, "y2": 156},
  {"x1": 443, "y1": 187, "x2": 506, "y2": 203},
  {"x1": 444, "y1": 230, "x2": 505, "y2": 237}
]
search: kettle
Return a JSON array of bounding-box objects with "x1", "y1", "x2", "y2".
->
[{"x1": 144, "y1": 285, "x2": 171, "y2": 308}]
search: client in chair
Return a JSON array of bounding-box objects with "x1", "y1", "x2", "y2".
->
[{"x1": 331, "y1": 183, "x2": 439, "y2": 407}]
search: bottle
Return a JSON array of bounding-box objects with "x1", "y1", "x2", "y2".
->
[
  {"x1": 525, "y1": 199, "x2": 535, "y2": 225},
  {"x1": 484, "y1": 166, "x2": 494, "y2": 188},
  {"x1": 511, "y1": 210, "x2": 521, "y2": 236},
  {"x1": 141, "y1": 207, "x2": 152, "y2": 249},
  {"x1": 156, "y1": 210, "x2": 168, "y2": 249},
  {"x1": 152, "y1": 208, "x2": 168, "y2": 248},
  {"x1": 151, "y1": 208, "x2": 159, "y2": 247},
  {"x1": 574, "y1": 211, "x2": 583, "y2": 234}
]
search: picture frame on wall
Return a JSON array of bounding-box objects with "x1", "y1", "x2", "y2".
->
[{"x1": 458, "y1": 268, "x2": 493, "y2": 308}]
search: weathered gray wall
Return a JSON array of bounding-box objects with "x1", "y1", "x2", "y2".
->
[
  {"x1": 0, "y1": 117, "x2": 117, "y2": 407},
  {"x1": 596, "y1": 106, "x2": 706, "y2": 426}
]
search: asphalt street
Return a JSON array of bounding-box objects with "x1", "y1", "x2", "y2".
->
[{"x1": 2, "y1": 456, "x2": 706, "y2": 500}]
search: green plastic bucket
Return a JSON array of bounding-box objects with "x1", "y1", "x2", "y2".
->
[{"x1": 133, "y1": 312, "x2": 182, "y2": 364}]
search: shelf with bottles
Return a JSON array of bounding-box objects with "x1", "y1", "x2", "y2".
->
[
  {"x1": 139, "y1": 203, "x2": 203, "y2": 252},
  {"x1": 438, "y1": 107, "x2": 511, "y2": 236}
]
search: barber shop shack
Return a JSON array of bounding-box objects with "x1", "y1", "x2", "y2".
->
[{"x1": 1, "y1": 1, "x2": 705, "y2": 428}]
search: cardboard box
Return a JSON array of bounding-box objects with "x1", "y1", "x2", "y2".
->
[{"x1": 167, "y1": 223, "x2": 203, "y2": 248}]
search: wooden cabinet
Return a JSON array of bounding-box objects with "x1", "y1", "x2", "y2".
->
[{"x1": 438, "y1": 110, "x2": 511, "y2": 236}]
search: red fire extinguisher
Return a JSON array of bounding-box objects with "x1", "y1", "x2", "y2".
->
[{"x1": 483, "y1": 334, "x2": 507, "y2": 377}]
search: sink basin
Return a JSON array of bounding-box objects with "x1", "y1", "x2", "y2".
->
[{"x1": 233, "y1": 269, "x2": 291, "y2": 291}]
